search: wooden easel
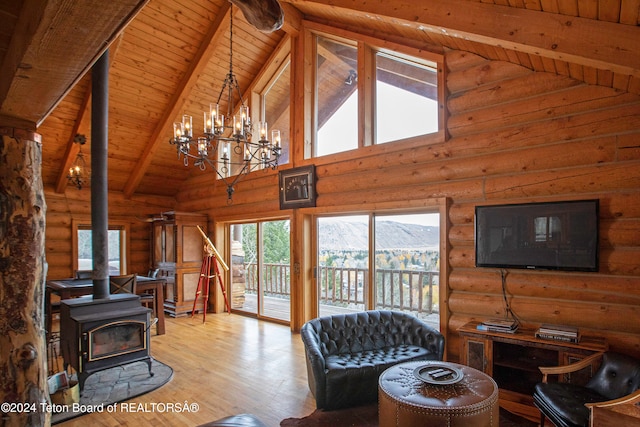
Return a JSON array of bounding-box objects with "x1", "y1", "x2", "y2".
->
[{"x1": 192, "y1": 226, "x2": 231, "y2": 322}]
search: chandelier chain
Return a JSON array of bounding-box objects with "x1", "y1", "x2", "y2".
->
[{"x1": 168, "y1": 4, "x2": 281, "y2": 203}]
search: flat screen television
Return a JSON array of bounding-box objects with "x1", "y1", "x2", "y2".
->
[{"x1": 475, "y1": 199, "x2": 599, "y2": 271}]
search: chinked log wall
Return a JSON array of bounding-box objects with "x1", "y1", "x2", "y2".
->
[{"x1": 176, "y1": 47, "x2": 640, "y2": 362}]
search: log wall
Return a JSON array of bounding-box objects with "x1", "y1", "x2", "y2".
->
[
  {"x1": 44, "y1": 188, "x2": 175, "y2": 280},
  {"x1": 176, "y1": 47, "x2": 640, "y2": 361}
]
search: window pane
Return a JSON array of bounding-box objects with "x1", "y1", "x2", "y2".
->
[
  {"x1": 231, "y1": 223, "x2": 258, "y2": 314},
  {"x1": 78, "y1": 229, "x2": 92, "y2": 271},
  {"x1": 231, "y1": 221, "x2": 291, "y2": 322},
  {"x1": 262, "y1": 220, "x2": 291, "y2": 321},
  {"x1": 317, "y1": 215, "x2": 368, "y2": 316},
  {"x1": 264, "y1": 61, "x2": 291, "y2": 165},
  {"x1": 375, "y1": 52, "x2": 439, "y2": 144},
  {"x1": 77, "y1": 229, "x2": 122, "y2": 275},
  {"x1": 374, "y1": 213, "x2": 440, "y2": 329},
  {"x1": 316, "y1": 36, "x2": 358, "y2": 156}
]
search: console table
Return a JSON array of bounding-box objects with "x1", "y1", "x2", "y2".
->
[{"x1": 458, "y1": 321, "x2": 607, "y2": 422}]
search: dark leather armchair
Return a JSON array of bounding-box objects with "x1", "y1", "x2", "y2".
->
[
  {"x1": 301, "y1": 310, "x2": 444, "y2": 410},
  {"x1": 533, "y1": 351, "x2": 640, "y2": 427}
]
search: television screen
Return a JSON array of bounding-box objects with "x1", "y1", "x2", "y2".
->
[{"x1": 475, "y1": 200, "x2": 599, "y2": 271}]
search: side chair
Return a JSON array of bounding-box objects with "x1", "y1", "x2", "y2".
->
[
  {"x1": 135, "y1": 281, "x2": 156, "y2": 315},
  {"x1": 109, "y1": 274, "x2": 136, "y2": 294}
]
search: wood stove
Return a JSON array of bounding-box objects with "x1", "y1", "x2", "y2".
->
[{"x1": 60, "y1": 293, "x2": 153, "y2": 391}]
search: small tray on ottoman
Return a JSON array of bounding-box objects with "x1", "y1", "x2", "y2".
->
[{"x1": 413, "y1": 363, "x2": 464, "y2": 385}]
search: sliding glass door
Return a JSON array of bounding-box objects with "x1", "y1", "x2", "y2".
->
[
  {"x1": 317, "y1": 215, "x2": 369, "y2": 317},
  {"x1": 374, "y1": 214, "x2": 440, "y2": 328},
  {"x1": 230, "y1": 220, "x2": 291, "y2": 322},
  {"x1": 316, "y1": 213, "x2": 440, "y2": 329}
]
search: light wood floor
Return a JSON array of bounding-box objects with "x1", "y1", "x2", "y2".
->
[{"x1": 57, "y1": 314, "x2": 316, "y2": 426}]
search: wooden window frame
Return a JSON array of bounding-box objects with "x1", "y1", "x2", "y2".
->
[
  {"x1": 304, "y1": 22, "x2": 446, "y2": 159},
  {"x1": 71, "y1": 218, "x2": 130, "y2": 275}
]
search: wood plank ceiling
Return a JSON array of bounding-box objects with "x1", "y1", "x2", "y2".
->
[{"x1": 1, "y1": 0, "x2": 638, "y2": 199}]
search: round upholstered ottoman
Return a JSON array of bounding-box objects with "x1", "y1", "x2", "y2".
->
[{"x1": 379, "y1": 361, "x2": 499, "y2": 427}]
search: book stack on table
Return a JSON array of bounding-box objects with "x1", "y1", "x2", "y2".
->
[
  {"x1": 535, "y1": 324, "x2": 579, "y2": 343},
  {"x1": 476, "y1": 318, "x2": 519, "y2": 334}
]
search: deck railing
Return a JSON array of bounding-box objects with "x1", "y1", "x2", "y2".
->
[
  {"x1": 245, "y1": 263, "x2": 291, "y2": 298},
  {"x1": 245, "y1": 263, "x2": 439, "y2": 316}
]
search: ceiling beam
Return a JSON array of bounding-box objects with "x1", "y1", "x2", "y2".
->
[
  {"x1": 281, "y1": 2, "x2": 303, "y2": 35},
  {"x1": 0, "y1": 0, "x2": 149, "y2": 126},
  {"x1": 123, "y1": 3, "x2": 232, "y2": 199},
  {"x1": 281, "y1": 0, "x2": 640, "y2": 78}
]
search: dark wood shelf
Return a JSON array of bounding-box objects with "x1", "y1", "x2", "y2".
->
[{"x1": 459, "y1": 321, "x2": 608, "y2": 422}]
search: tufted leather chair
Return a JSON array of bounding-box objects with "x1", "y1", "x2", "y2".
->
[
  {"x1": 301, "y1": 310, "x2": 444, "y2": 410},
  {"x1": 533, "y1": 351, "x2": 640, "y2": 427}
]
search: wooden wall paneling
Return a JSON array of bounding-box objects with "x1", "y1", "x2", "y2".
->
[
  {"x1": 461, "y1": 109, "x2": 640, "y2": 157},
  {"x1": 451, "y1": 270, "x2": 640, "y2": 304},
  {"x1": 554, "y1": 58, "x2": 572, "y2": 77},
  {"x1": 442, "y1": 48, "x2": 640, "y2": 361},
  {"x1": 630, "y1": 76, "x2": 640, "y2": 94},
  {"x1": 617, "y1": 132, "x2": 640, "y2": 161},
  {"x1": 541, "y1": 55, "x2": 558, "y2": 74},
  {"x1": 448, "y1": 87, "x2": 639, "y2": 137},
  {"x1": 583, "y1": 65, "x2": 600, "y2": 85},
  {"x1": 171, "y1": 41, "x2": 640, "y2": 365},
  {"x1": 484, "y1": 162, "x2": 640, "y2": 200},
  {"x1": 597, "y1": 68, "x2": 615, "y2": 87},
  {"x1": 568, "y1": 61, "x2": 586, "y2": 81},
  {"x1": 527, "y1": 53, "x2": 547, "y2": 72},
  {"x1": 445, "y1": 50, "x2": 488, "y2": 73},
  {"x1": 447, "y1": 73, "x2": 583, "y2": 115},
  {"x1": 446, "y1": 60, "x2": 533, "y2": 95},
  {"x1": 43, "y1": 189, "x2": 174, "y2": 280},
  {"x1": 315, "y1": 179, "x2": 484, "y2": 208},
  {"x1": 603, "y1": 218, "x2": 640, "y2": 247},
  {"x1": 611, "y1": 73, "x2": 631, "y2": 91},
  {"x1": 449, "y1": 244, "x2": 640, "y2": 277},
  {"x1": 619, "y1": 0, "x2": 640, "y2": 24}
]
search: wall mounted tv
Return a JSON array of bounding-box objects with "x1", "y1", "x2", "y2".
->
[{"x1": 475, "y1": 199, "x2": 599, "y2": 271}]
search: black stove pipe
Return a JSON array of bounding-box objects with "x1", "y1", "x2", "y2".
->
[{"x1": 91, "y1": 49, "x2": 110, "y2": 299}]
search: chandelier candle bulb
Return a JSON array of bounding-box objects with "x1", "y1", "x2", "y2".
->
[
  {"x1": 204, "y1": 111, "x2": 213, "y2": 134},
  {"x1": 173, "y1": 122, "x2": 183, "y2": 139},
  {"x1": 272, "y1": 129, "x2": 281, "y2": 148},
  {"x1": 241, "y1": 106, "x2": 249, "y2": 125},
  {"x1": 197, "y1": 137, "x2": 207, "y2": 156},
  {"x1": 182, "y1": 115, "x2": 193, "y2": 138},
  {"x1": 215, "y1": 115, "x2": 224, "y2": 134},
  {"x1": 233, "y1": 115, "x2": 244, "y2": 136},
  {"x1": 259, "y1": 122, "x2": 268, "y2": 141}
]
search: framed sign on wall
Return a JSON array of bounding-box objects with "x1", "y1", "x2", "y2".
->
[{"x1": 279, "y1": 165, "x2": 316, "y2": 209}]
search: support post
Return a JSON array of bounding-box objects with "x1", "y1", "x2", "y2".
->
[{"x1": 0, "y1": 127, "x2": 50, "y2": 426}]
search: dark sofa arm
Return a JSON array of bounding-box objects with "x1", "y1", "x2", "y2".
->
[
  {"x1": 394, "y1": 311, "x2": 445, "y2": 359},
  {"x1": 300, "y1": 320, "x2": 328, "y2": 406}
]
